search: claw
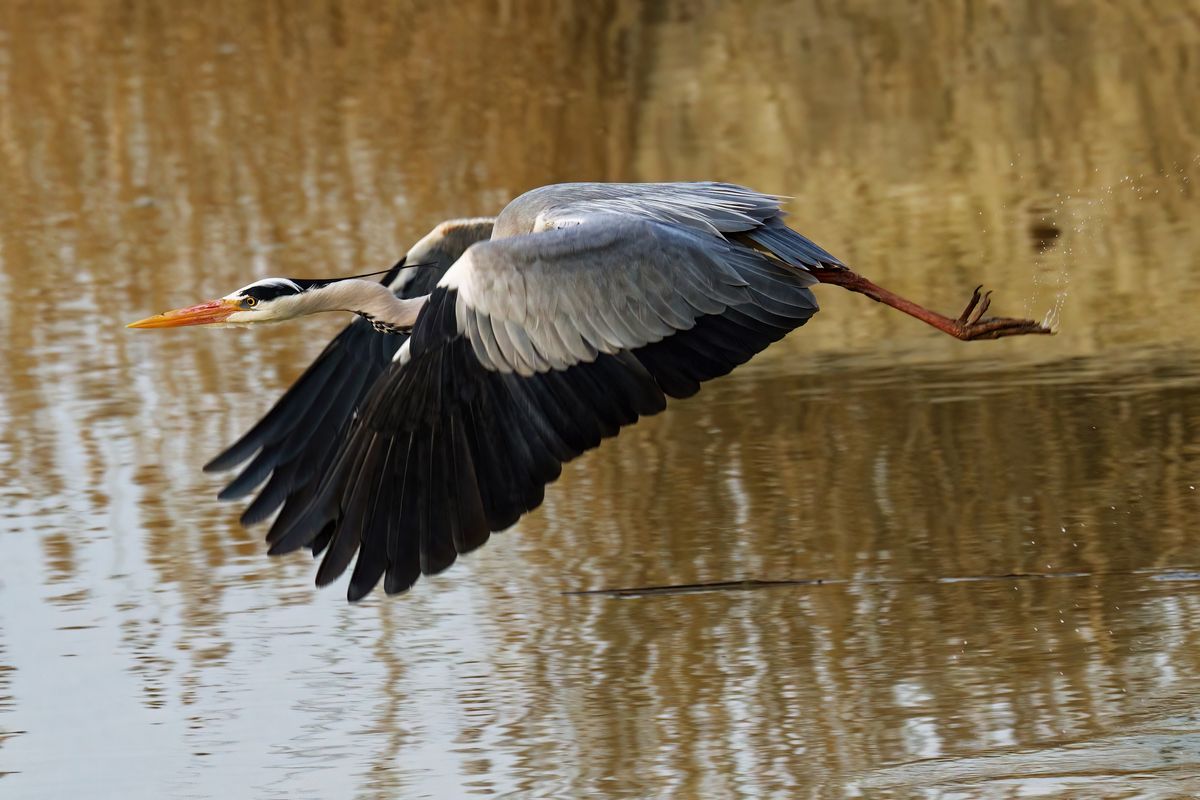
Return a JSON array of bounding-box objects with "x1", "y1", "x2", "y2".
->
[
  {"x1": 957, "y1": 285, "x2": 985, "y2": 324},
  {"x1": 952, "y1": 284, "x2": 1052, "y2": 339},
  {"x1": 967, "y1": 291, "x2": 993, "y2": 326}
]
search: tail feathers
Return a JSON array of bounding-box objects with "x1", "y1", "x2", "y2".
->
[{"x1": 746, "y1": 221, "x2": 844, "y2": 270}]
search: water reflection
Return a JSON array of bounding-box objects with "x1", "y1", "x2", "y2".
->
[{"x1": 1, "y1": 1, "x2": 1199, "y2": 797}]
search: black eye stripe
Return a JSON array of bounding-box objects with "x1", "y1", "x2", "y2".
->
[
  {"x1": 238, "y1": 267, "x2": 403, "y2": 304},
  {"x1": 242, "y1": 284, "x2": 300, "y2": 302}
]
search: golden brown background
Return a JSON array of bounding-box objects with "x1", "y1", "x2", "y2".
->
[{"x1": 1, "y1": 1, "x2": 1198, "y2": 797}]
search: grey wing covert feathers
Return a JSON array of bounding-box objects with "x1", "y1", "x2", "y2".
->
[
  {"x1": 265, "y1": 182, "x2": 844, "y2": 600},
  {"x1": 205, "y1": 218, "x2": 496, "y2": 536}
]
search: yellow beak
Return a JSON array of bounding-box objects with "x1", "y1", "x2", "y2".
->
[{"x1": 127, "y1": 298, "x2": 242, "y2": 329}]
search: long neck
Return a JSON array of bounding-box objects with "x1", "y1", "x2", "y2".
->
[{"x1": 301, "y1": 280, "x2": 427, "y2": 332}]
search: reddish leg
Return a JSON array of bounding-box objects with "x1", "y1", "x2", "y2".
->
[{"x1": 812, "y1": 268, "x2": 1053, "y2": 341}]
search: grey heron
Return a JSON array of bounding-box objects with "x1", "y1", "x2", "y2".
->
[{"x1": 129, "y1": 182, "x2": 1050, "y2": 600}]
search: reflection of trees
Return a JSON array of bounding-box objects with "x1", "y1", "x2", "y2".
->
[
  {"x1": 0, "y1": 1, "x2": 1197, "y2": 796},
  {"x1": 486, "y1": 356, "x2": 1200, "y2": 793},
  {"x1": 521, "y1": 355, "x2": 1200, "y2": 587},
  {"x1": 1, "y1": 1, "x2": 1196, "y2": 354}
]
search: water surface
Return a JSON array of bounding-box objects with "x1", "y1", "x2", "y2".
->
[{"x1": 1, "y1": 2, "x2": 1199, "y2": 798}]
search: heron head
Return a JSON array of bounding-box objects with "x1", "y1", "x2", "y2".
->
[{"x1": 127, "y1": 277, "x2": 352, "y2": 329}]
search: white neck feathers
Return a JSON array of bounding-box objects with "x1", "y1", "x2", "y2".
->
[{"x1": 298, "y1": 280, "x2": 427, "y2": 329}]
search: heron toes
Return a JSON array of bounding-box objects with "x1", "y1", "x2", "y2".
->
[
  {"x1": 953, "y1": 285, "x2": 1053, "y2": 340},
  {"x1": 957, "y1": 285, "x2": 992, "y2": 326},
  {"x1": 957, "y1": 316, "x2": 1054, "y2": 340}
]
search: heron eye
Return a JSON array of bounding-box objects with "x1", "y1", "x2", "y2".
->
[{"x1": 244, "y1": 296, "x2": 258, "y2": 308}]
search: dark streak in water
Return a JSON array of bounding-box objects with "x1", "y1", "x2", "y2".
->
[{"x1": 567, "y1": 568, "x2": 1200, "y2": 598}]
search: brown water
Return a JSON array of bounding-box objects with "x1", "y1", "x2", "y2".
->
[{"x1": 2, "y1": 2, "x2": 1199, "y2": 798}]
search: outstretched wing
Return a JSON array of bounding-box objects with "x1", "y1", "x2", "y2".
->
[
  {"x1": 268, "y1": 210, "x2": 830, "y2": 600},
  {"x1": 204, "y1": 219, "x2": 496, "y2": 529},
  {"x1": 496, "y1": 180, "x2": 844, "y2": 270}
]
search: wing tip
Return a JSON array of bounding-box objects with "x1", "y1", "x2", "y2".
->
[{"x1": 203, "y1": 446, "x2": 251, "y2": 474}]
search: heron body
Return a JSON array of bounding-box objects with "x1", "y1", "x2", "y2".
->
[{"x1": 130, "y1": 181, "x2": 1049, "y2": 600}]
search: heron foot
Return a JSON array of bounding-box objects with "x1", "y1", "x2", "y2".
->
[
  {"x1": 951, "y1": 285, "x2": 1053, "y2": 341},
  {"x1": 811, "y1": 267, "x2": 1055, "y2": 342}
]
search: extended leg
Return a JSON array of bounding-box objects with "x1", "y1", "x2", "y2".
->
[{"x1": 812, "y1": 267, "x2": 1052, "y2": 341}]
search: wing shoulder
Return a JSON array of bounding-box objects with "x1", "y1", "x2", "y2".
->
[{"x1": 437, "y1": 215, "x2": 785, "y2": 375}]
